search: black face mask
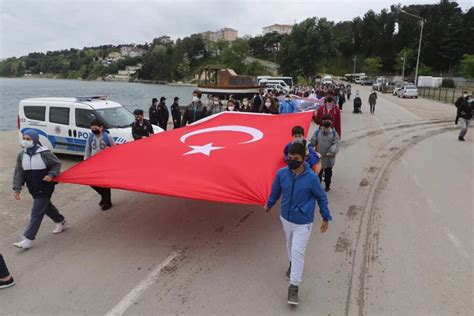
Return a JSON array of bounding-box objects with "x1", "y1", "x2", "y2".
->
[
  {"x1": 323, "y1": 121, "x2": 331, "y2": 128},
  {"x1": 92, "y1": 129, "x2": 101, "y2": 135},
  {"x1": 287, "y1": 159, "x2": 303, "y2": 170},
  {"x1": 326, "y1": 97, "x2": 333, "y2": 102}
]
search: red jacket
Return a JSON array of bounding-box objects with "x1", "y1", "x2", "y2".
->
[{"x1": 314, "y1": 104, "x2": 342, "y2": 138}]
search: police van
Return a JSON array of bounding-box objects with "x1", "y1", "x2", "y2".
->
[{"x1": 18, "y1": 96, "x2": 162, "y2": 155}]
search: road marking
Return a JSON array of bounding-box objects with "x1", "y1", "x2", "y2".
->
[
  {"x1": 444, "y1": 228, "x2": 469, "y2": 260},
  {"x1": 105, "y1": 250, "x2": 180, "y2": 316}
]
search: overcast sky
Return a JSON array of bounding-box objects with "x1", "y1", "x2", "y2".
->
[{"x1": 0, "y1": 0, "x2": 472, "y2": 59}]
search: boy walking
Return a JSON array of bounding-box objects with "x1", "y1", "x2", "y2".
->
[
  {"x1": 84, "y1": 119, "x2": 116, "y2": 210},
  {"x1": 265, "y1": 143, "x2": 332, "y2": 306},
  {"x1": 283, "y1": 126, "x2": 322, "y2": 174},
  {"x1": 310, "y1": 114, "x2": 340, "y2": 192}
]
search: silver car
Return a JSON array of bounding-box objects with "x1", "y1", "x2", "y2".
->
[{"x1": 398, "y1": 85, "x2": 418, "y2": 98}]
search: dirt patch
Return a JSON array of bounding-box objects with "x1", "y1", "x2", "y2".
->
[
  {"x1": 346, "y1": 205, "x2": 362, "y2": 220},
  {"x1": 359, "y1": 178, "x2": 370, "y2": 187},
  {"x1": 368, "y1": 166, "x2": 378, "y2": 173},
  {"x1": 335, "y1": 234, "x2": 351, "y2": 253},
  {"x1": 388, "y1": 146, "x2": 399, "y2": 152}
]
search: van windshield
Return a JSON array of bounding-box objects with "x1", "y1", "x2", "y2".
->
[{"x1": 95, "y1": 107, "x2": 134, "y2": 128}]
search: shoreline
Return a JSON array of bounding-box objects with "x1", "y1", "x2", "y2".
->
[{"x1": 0, "y1": 76, "x2": 197, "y2": 87}]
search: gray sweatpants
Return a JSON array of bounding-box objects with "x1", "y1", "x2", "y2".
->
[
  {"x1": 459, "y1": 118, "x2": 470, "y2": 138},
  {"x1": 280, "y1": 216, "x2": 313, "y2": 286},
  {"x1": 24, "y1": 196, "x2": 64, "y2": 240}
]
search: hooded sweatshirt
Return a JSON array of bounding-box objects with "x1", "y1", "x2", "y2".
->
[{"x1": 267, "y1": 163, "x2": 332, "y2": 224}]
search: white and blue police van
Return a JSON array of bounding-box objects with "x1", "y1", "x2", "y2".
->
[{"x1": 18, "y1": 96, "x2": 162, "y2": 155}]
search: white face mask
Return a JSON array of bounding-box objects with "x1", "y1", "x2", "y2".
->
[
  {"x1": 228, "y1": 107, "x2": 235, "y2": 111},
  {"x1": 192, "y1": 96, "x2": 199, "y2": 102},
  {"x1": 294, "y1": 137, "x2": 304, "y2": 143},
  {"x1": 21, "y1": 139, "x2": 34, "y2": 148},
  {"x1": 265, "y1": 102, "x2": 271, "y2": 108},
  {"x1": 214, "y1": 100, "x2": 219, "y2": 105}
]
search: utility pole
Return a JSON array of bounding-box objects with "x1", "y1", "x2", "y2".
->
[
  {"x1": 353, "y1": 56, "x2": 357, "y2": 76},
  {"x1": 401, "y1": 51, "x2": 406, "y2": 80},
  {"x1": 401, "y1": 9, "x2": 424, "y2": 86}
]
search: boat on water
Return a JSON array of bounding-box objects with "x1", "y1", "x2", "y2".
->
[{"x1": 197, "y1": 66, "x2": 266, "y2": 99}]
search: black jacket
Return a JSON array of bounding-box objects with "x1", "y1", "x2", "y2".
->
[
  {"x1": 182, "y1": 101, "x2": 208, "y2": 126},
  {"x1": 253, "y1": 94, "x2": 264, "y2": 112},
  {"x1": 457, "y1": 100, "x2": 473, "y2": 120},
  {"x1": 455, "y1": 96, "x2": 467, "y2": 109},
  {"x1": 157, "y1": 102, "x2": 169, "y2": 125},
  {"x1": 131, "y1": 119, "x2": 154, "y2": 140},
  {"x1": 171, "y1": 102, "x2": 181, "y2": 120},
  {"x1": 149, "y1": 103, "x2": 159, "y2": 125}
]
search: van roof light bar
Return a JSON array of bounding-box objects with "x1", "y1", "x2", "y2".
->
[{"x1": 75, "y1": 96, "x2": 108, "y2": 102}]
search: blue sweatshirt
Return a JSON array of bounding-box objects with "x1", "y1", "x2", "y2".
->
[
  {"x1": 266, "y1": 163, "x2": 332, "y2": 224},
  {"x1": 283, "y1": 141, "x2": 320, "y2": 168}
]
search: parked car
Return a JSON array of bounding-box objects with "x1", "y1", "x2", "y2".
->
[
  {"x1": 392, "y1": 87, "x2": 403, "y2": 96},
  {"x1": 398, "y1": 86, "x2": 418, "y2": 98},
  {"x1": 18, "y1": 96, "x2": 163, "y2": 155},
  {"x1": 361, "y1": 78, "x2": 374, "y2": 86}
]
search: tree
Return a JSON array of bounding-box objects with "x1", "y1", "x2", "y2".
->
[
  {"x1": 417, "y1": 63, "x2": 432, "y2": 76},
  {"x1": 279, "y1": 17, "x2": 336, "y2": 79},
  {"x1": 394, "y1": 48, "x2": 415, "y2": 75},
  {"x1": 176, "y1": 53, "x2": 191, "y2": 80},
  {"x1": 362, "y1": 56, "x2": 382, "y2": 75},
  {"x1": 459, "y1": 54, "x2": 474, "y2": 78}
]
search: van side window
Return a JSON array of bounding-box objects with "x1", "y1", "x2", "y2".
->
[
  {"x1": 24, "y1": 106, "x2": 46, "y2": 121},
  {"x1": 75, "y1": 108, "x2": 98, "y2": 128},
  {"x1": 49, "y1": 107, "x2": 70, "y2": 125}
]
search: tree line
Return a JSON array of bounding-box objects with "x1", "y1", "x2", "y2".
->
[{"x1": 0, "y1": 1, "x2": 472, "y2": 82}]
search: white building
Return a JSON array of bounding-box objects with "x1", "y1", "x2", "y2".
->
[
  {"x1": 120, "y1": 46, "x2": 146, "y2": 58},
  {"x1": 262, "y1": 24, "x2": 293, "y2": 35}
]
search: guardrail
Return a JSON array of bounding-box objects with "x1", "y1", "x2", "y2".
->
[{"x1": 418, "y1": 87, "x2": 466, "y2": 104}]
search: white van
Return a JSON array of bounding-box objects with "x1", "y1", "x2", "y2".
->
[
  {"x1": 18, "y1": 96, "x2": 163, "y2": 155},
  {"x1": 260, "y1": 80, "x2": 291, "y2": 92}
]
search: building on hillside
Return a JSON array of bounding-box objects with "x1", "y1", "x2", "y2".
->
[
  {"x1": 201, "y1": 28, "x2": 238, "y2": 42},
  {"x1": 103, "y1": 52, "x2": 122, "y2": 65},
  {"x1": 262, "y1": 24, "x2": 293, "y2": 35},
  {"x1": 120, "y1": 46, "x2": 146, "y2": 58}
]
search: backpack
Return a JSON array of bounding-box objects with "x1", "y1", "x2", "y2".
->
[
  {"x1": 315, "y1": 128, "x2": 336, "y2": 140},
  {"x1": 87, "y1": 131, "x2": 111, "y2": 147}
]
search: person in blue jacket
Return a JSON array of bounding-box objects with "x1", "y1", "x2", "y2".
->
[
  {"x1": 279, "y1": 94, "x2": 296, "y2": 114},
  {"x1": 283, "y1": 126, "x2": 322, "y2": 174},
  {"x1": 265, "y1": 142, "x2": 332, "y2": 306}
]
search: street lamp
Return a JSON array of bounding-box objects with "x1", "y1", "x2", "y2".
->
[{"x1": 401, "y1": 9, "x2": 425, "y2": 86}]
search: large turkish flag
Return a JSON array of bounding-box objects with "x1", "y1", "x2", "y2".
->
[{"x1": 55, "y1": 112, "x2": 314, "y2": 205}]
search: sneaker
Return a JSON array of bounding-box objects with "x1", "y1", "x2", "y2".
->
[
  {"x1": 0, "y1": 277, "x2": 15, "y2": 289},
  {"x1": 285, "y1": 262, "x2": 291, "y2": 281},
  {"x1": 325, "y1": 186, "x2": 330, "y2": 192},
  {"x1": 101, "y1": 203, "x2": 113, "y2": 211},
  {"x1": 99, "y1": 199, "x2": 105, "y2": 206},
  {"x1": 458, "y1": 137, "x2": 465, "y2": 141},
  {"x1": 53, "y1": 220, "x2": 66, "y2": 234},
  {"x1": 288, "y1": 284, "x2": 299, "y2": 305},
  {"x1": 14, "y1": 238, "x2": 32, "y2": 249}
]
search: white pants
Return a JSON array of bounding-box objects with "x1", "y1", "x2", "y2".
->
[{"x1": 280, "y1": 216, "x2": 313, "y2": 286}]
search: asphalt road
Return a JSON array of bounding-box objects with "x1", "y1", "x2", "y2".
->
[{"x1": 0, "y1": 86, "x2": 472, "y2": 315}]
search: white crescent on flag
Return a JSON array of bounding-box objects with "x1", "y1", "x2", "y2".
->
[{"x1": 180, "y1": 125, "x2": 264, "y2": 156}]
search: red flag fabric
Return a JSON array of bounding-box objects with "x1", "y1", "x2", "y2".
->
[{"x1": 55, "y1": 112, "x2": 314, "y2": 205}]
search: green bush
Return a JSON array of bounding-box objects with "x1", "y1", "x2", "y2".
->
[{"x1": 441, "y1": 78, "x2": 456, "y2": 88}]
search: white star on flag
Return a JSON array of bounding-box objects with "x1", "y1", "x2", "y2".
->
[{"x1": 183, "y1": 143, "x2": 225, "y2": 156}]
